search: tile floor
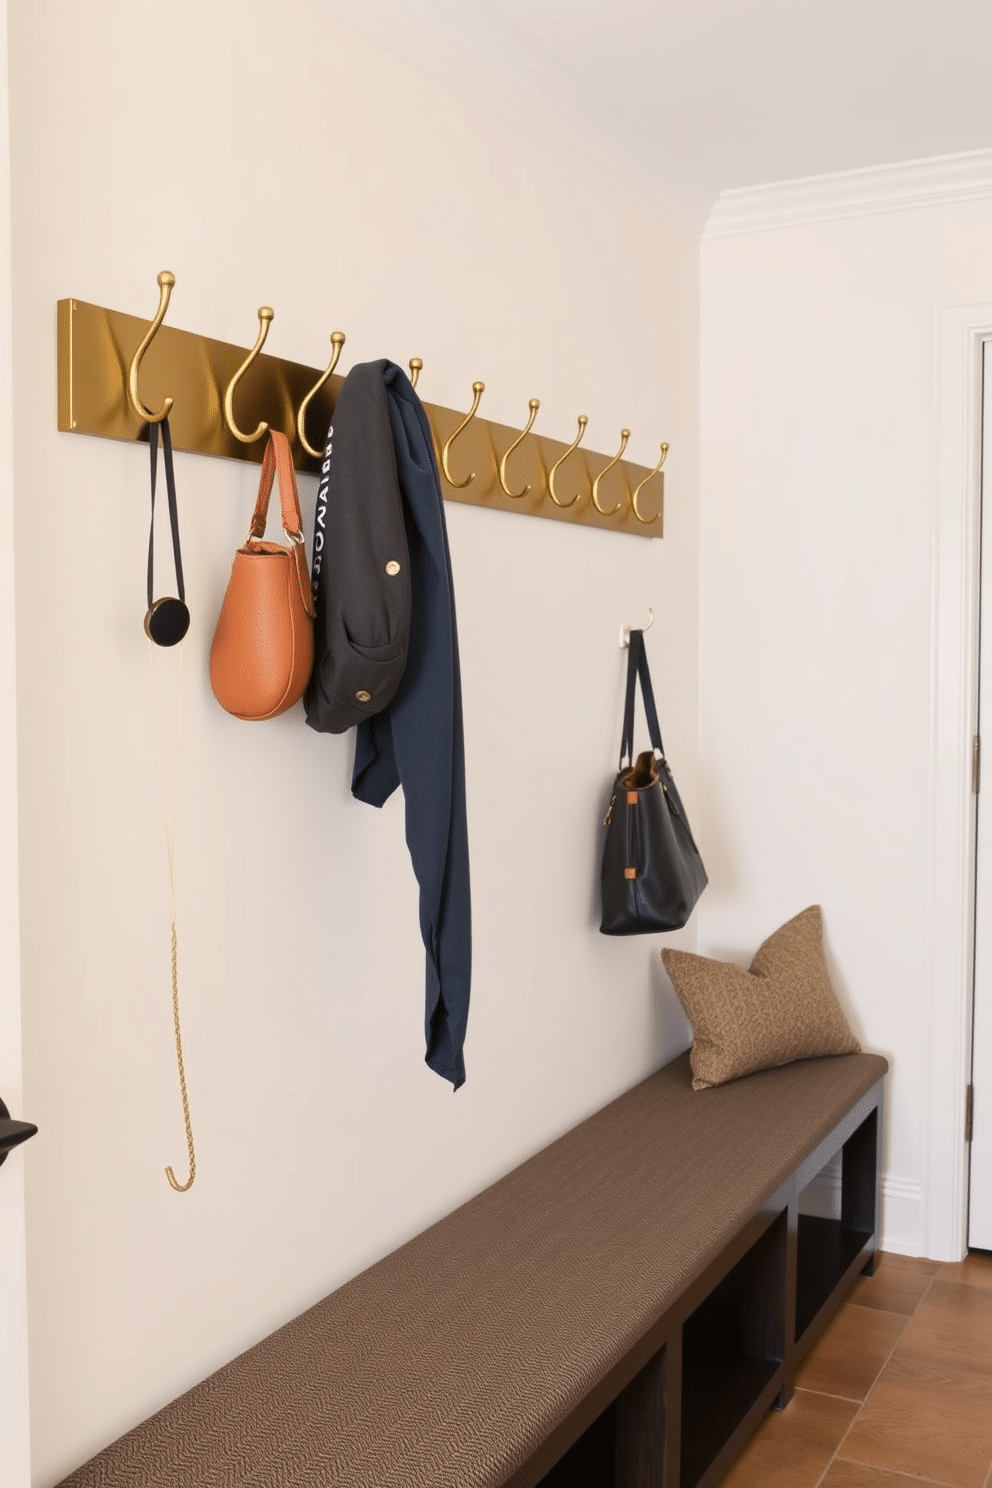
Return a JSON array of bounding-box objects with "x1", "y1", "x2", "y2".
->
[{"x1": 717, "y1": 1250, "x2": 992, "y2": 1488}]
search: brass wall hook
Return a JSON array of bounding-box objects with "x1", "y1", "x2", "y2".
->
[
  {"x1": 223, "y1": 306, "x2": 275, "y2": 443},
  {"x1": 297, "y1": 330, "x2": 345, "y2": 458},
  {"x1": 127, "y1": 270, "x2": 176, "y2": 424},
  {"x1": 498, "y1": 398, "x2": 540, "y2": 498},
  {"x1": 631, "y1": 442, "x2": 668, "y2": 525},
  {"x1": 591, "y1": 429, "x2": 630, "y2": 516},
  {"x1": 440, "y1": 381, "x2": 485, "y2": 489},
  {"x1": 409, "y1": 357, "x2": 423, "y2": 388},
  {"x1": 547, "y1": 415, "x2": 588, "y2": 508}
]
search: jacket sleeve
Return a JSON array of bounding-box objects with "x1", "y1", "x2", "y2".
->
[{"x1": 352, "y1": 365, "x2": 472, "y2": 1089}]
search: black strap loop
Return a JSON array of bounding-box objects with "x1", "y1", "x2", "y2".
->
[
  {"x1": 147, "y1": 417, "x2": 185, "y2": 610},
  {"x1": 619, "y1": 629, "x2": 665, "y2": 768}
]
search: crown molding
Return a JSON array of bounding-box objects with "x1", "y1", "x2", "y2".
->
[{"x1": 704, "y1": 149, "x2": 992, "y2": 238}]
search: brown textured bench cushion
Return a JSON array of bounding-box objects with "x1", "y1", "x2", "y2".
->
[{"x1": 58, "y1": 1050, "x2": 888, "y2": 1488}]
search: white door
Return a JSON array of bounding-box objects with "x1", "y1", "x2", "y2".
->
[
  {"x1": 971, "y1": 338, "x2": 992, "y2": 1251},
  {"x1": 0, "y1": 1, "x2": 32, "y2": 1477}
]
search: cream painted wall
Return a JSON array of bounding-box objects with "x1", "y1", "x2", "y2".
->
[
  {"x1": 8, "y1": 2, "x2": 700, "y2": 1482},
  {"x1": 698, "y1": 196, "x2": 992, "y2": 1256},
  {"x1": 0, "y1": 2, "x2": 32, "y2": 1483}
]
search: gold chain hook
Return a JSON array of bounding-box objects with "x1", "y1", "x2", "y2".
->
[
  {"x1": 591, "y1": 429, "x2": 630, "y2": 517},
  {"x1": 224, "y1": 307, "x2": 274, "y2": 443},
  {"x1": 498, "y1": 398, "x2": 540, "y2": 499},
  {"x1": 440, "y1": 381, "x2": 485, "y2": 489},
  {"x1": 547, "y1": 415, "x2": 588, "y2": 508},
  {"x1": 297, "y1": 330, "x2": 345, "y2": 458},
  {"x1": 127, "y1": 271, "x2": 176, "y2": 425},
  {"x1": 631, "y1": 442, "x2": 668, "y2": 525}
]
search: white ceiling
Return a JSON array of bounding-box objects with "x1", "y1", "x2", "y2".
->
[{"x1": 331, "y1": 0, "x2": 992, "y2": 224}]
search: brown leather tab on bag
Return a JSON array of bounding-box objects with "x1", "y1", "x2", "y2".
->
[
  {"x1": 627, "y1": 791, "x2": 638, "y2": 805},
  {"x1": 624, "y1": 867, "x2": 637, "y2": 879}
]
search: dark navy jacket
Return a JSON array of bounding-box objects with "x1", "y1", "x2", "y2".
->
[{"x1": 307, "y1": 360, "x2": 471, "y2": 1089}]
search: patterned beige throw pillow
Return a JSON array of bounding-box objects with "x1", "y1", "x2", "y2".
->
[{"x1": 661, "y1": 905, "x2": 860, "y2": 1090}]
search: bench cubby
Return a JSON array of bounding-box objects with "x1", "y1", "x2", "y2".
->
[
  {"x1": 679, "y1": 1205, "x2": 787, "y2": 1487},
  {"x1": 795, "y1": 1107, "x2": 878, "y2": 1343}
]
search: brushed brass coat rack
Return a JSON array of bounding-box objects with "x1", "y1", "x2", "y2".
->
[{"x1": 57, "y1": 274, "x2": 667, "y2": 537}]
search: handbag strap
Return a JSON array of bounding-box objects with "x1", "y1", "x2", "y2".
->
[
  {"x1": 244, "y1": 429, "x2": 316, "y2": 620},
  {"x1": 147, "y1": 416, "x2": 185, "y2": 608},
  {"x1": 247, "y1": 429, "x2": 305, "y2": 543},
  {"x1": 619, "y1": 628, "x2": 666, "y2": 767}
]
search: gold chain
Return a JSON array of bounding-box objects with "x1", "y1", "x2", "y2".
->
[
  {"x1": 148, "y1": 641, "x2": 197, "y2": 1192},
  {"x1": 165, "y1": 922, "x2": 195, "y2": 1192}
]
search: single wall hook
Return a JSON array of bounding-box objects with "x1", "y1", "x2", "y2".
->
[
  {"x1": 619, "y1": 608, "x2": 655, "y2": 648},
  {"x1": 409, "y1": 357, "x2": 423, "y2": 388},
  {"x1": 498, "y1": 398, "x2": 540, "y2": 498},
  {"x1": 547, "y1": 415, "x2": 588, "y2": 509},
  {"x1": 223, "y1": 306, "x2": 275, "y2": 443},
  {"x1": 631, "y1": 442, "x2": 668, "y2": 526},
  {"x1": 128, "y1": 270, "x2": 176, "y2": 425},
  {"x1": 297, "y1": 330, "x2": 346, "y2": 458},
  {"x1": 591, "y1": 428, "x2": 630, "y2": 516},
  {"x1": 440, "y1": 381, "x2": 485, "y2": 489}
]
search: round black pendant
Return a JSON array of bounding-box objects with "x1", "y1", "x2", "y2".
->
[{"x1": 144, "y1": 596, "x2": 190, "y2": 647}]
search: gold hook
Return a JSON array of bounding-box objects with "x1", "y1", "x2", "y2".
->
[
  {"x1": 498, "y1": 399, "x2": 540, "y2": 498},
  {"x1": 223, "y1": 306, "x2": 275, "y2": 444},
  {"x1": 547, "y1": 415, "x2": 588, "y2": 509},
  {"x1": 631, "y1": 442, "x2": 669, "y2": 526},
  {"x1": 409, "y1": 357, "x2": 423, "y2": 389},
  {"x1": 297, "y1": 331, "x2": 345, "y2": 458},
  {"x1": 591, "y1": 429, "x2": 630, "y2": 517},
  {"x1": 440, "y1": 381, "x2": 485, "y2": 489},
  {"x1": 127, "y1": 270, "x2": 176, "y2": 425}
]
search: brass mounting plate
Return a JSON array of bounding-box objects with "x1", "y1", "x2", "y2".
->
[{"x1": 57, "y1": 297, "x2": 663, "y2": 537}]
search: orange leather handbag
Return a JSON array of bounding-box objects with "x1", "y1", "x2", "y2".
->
[{"x1": 210, "y1": 430, "x2": 316, "y2": 720}]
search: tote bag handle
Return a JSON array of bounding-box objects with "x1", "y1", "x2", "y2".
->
[{"x1": 619, "y1": 628, "x2": 666, "y2": 768}]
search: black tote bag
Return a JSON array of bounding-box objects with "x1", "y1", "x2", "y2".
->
[{"x1": 599, "y1": 629, "x2": 707, "y2": 935}]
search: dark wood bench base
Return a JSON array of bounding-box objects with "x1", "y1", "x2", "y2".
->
[{"x1": 533, "y1": 1083, "x2": 882, "y2": 1488}]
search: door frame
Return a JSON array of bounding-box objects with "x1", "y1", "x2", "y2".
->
[
  {"x1": 924, "y1": 302, "x2": 992, "y2": 1261},
  {"x1": 970, "y1": 339, "x2": 992, "y2": 1249}
]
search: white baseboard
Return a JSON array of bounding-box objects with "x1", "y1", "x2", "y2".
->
[{"x1": 879, "y1": 1177, "x2": 924, "y2": 1257}]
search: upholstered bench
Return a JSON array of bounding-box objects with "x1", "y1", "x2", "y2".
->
[{"x1": 58, "y1": 1049, "x2": 886, "y2": 1488}]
